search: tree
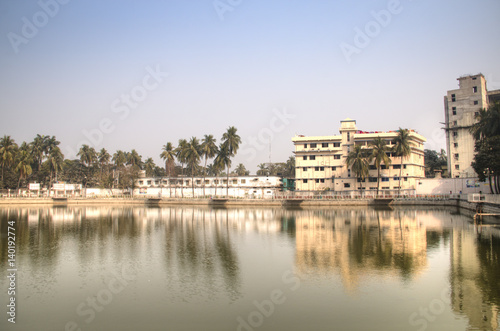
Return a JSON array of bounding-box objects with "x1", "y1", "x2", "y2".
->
[
  {"x1": 235, "y1": 163, "x2": 249, "y2": 176},
  {"x1": 127, "y1": 149, "x2": 142, "y2": 169},
  {"x1": 15, "y1": 146, "x2": 33, "y2": 189},
  {"x1": 98, "y1": 148, "x2": 111, "y2": 175},
  {"x1": 160, "y1": 142, "x2": 176, "y2": 197},
  {"x1": 257, "y1": 163, "x2": 269, "y2": 176},
  {"x1": 30, "y1": 134, "x2": 47, "y2": 172},
  {"x1": 47, "y1": 147, "x2": 64, "y2": 187},
  {"x1": 113, "y1": 150, "x2": 127, "y2": 168},
  {"x1": 220, "y1": 126, "x2": 241, "y2": 196},
  {"x1": 284, "y1": 156, "x2": 295, "y2": 178},
  {"x1": 392, "y1": 128, "x2": 412, "y2": 195},
  {"x1": 175, "y1": 139, "x2": 188, "y2": 198},
  {"x1": 144, "y1": 157, "x2": 156, "y2": 177},
  {"x1": 185, "y1": 137, "x2": 201, "y2": 197},
  {"x1": 368, "y1": 137, "x2": 391, "y2": 195},
  {"x1": 0, "y1": 135, "x2": 18, "y2": 187},
  {"x1": 470, "y1": 102, "x2": 500, "y2": 193},
  {"x1": 346, "y1": 144, "x2": 369, "y2": 195},
  {"x1": 424, "y1": 149, "x2": 447, "y2": 178},
  {"x1": 200, "y1": 135, "x2": 218, "y2": 196},
  {"x1": 214, "y1": 144, "x2": 232, "y2": 196},
  {"x1": 77, "y1": 145, "x2": 97, "y2": 189}
]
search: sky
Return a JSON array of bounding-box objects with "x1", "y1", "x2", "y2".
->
[{"x1": 1, "y1": 0, "x2": 499, "y2": 174}]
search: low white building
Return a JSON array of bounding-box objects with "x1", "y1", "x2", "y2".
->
[{"x1": 134, "y1": 176, "x2": 283, "y2": 198}]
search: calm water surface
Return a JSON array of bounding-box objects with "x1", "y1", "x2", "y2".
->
[{"x1": 0, "y1": 205, "x2": 499, "y2": 331}]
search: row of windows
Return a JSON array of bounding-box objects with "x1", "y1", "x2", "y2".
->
[
  {"x1": 301, "y1": 164, "x2": 406, "y2": 171},
  {"x1": 451, "y1": 107, "x2": 480, "y2": 116},
  {"x1": 301, "y1": 177, "x2": 407, "y2": 183},
  {"x1": 303, "y1": 142, "x2": 341, "y2": 149},
  {"x1": 303, "y1": 155, "x2": 341, "y2": 160},
  {"x1": 138, "y1": 179, "x2": 249, "y2": 186}
]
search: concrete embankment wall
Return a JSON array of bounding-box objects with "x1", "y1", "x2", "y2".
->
[{"x1": 1, "y1": 198, "x2": 499, "y2": 214}]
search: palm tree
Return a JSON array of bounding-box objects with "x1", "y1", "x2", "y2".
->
[
  {"x1": 235, "y1": 163, "x2": 248, "y2": 176},
  {"x1": 30, "y1": 134, "x2": 46, "y2": 171},
  {"x1": 346, "y1": 144, "x2": 369, "y2": 196},
  {"x1": 285, "y1": 156, "x2": 295, "y2": 178},
  {"x1": 0, "y1": 135, "x2": 18, "y2": 186},
  {"x1": 113, "y1": 150, "x2": 127, "y2": 168},
  {"x1": 15, "y1": 147, "x2": 33, "y2": 190},
  {"x1": 214, "y1": 144, "x2": 232, "y2": 197},
  {"x1": 127, "y1": 149, "x2": 142, "y2": 169},
  {"x1": 160, "y1": 142, "x2": 176, "y2": 197},
  {"x1": 98, "y1": 148, "x2": 111, "y2": 176},
  {"x1": 200, "y1": 135, "x2": 218, "y2": 196},
  {"x1": 221, "y1": 126, "x2": 241, "y2": 196},
  {"x1": 392, "y1": 128, "x2": 412, "y2": 196},
  {"x1": 144, "y1": 157, "x2": 156, "y2": 177},
  {"x1": 47, "y1": 147, "x2": 64, "y2": 187},
  {"x1": 257, "y1": 163, "x2": 269, "y2": 176},
  {"x1": 368, "y1": 137, "x2": 392, "y2": 196},
  {"x1": 470, "y1": 103, "x2": 500, "y2": 140},
  {"x1": 77, "y1": 145, "x2": 97, "y2": 189},
  {"x1": 184, "y1": 137, "x2": 201, "y2": 197},
  {"x1": 175, "y1": 139, "x2": 188, "y2": 198}
]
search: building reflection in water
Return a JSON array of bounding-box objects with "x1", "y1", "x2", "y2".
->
[{"x1": 0, "y1": 205, "x2": 499, "y2": 330}]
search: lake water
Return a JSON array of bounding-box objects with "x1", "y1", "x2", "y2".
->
[{"x1": 1, "y1": 205, "x2": 499, "y2": 331}]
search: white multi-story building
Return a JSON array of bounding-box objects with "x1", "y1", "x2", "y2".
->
[
  {"x1": 292, "y1": 119, "x2": 426, "y2": 192},
  {"x1": 444, "y1": 74, "x2": 500, "y2": 178}
]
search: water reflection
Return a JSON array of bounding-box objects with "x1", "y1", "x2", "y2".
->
[{"x1": 0, "y1": 206, "x2": 499, "y2": 330}]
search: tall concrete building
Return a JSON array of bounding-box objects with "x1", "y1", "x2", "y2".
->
[
  {"x1": 444, "y1": 74, "x2": 500, "y2": 178},
  {"x1": 292, "y1": 119, "x2": 426, "y2": 192}
]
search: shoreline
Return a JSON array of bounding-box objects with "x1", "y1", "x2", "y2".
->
[{"x1": 1, "y1": 197, "x2": 499, "y2": 213}]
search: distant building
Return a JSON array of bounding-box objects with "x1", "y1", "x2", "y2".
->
[
  {"x1": 135, "y1": 175, "x2": 283, "y2": 198},
  {"x1": 292, "y1": 119, "x2": 426, "y2": 192},
  {"x1": 444, "y1": 74, "x2": 500, "y2": 178}
]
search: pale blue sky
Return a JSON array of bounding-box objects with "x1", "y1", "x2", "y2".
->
[{"x1": 1, "y1": 0, "x2": 499, "y2": 172}]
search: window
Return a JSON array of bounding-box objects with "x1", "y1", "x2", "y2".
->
[
  {"x1": 452, "y1": 107, "x2": 456, "y2": 111},
  {"x1": 454, "y1": 153, "x2": 459, "y2": 160},
  {"x1": 473, "y1": 86, "x2": 478, "y2": 93},
  {"x1": 196, "y1": 180, "x2": 202, "y2": 185},
  {"x1": 154, "y1": 180, "x2": 159, "y2": 185},
  {"x1": 453, "y1": 121, "x2": 457, "y2": 126},
  {"x1": 214, "y1": 180, "x2": 219, "y2": 184},
  {"x1": 453, "y1": 131, "x2": 458, "y2": 137},
  {"x1": 344, "y1": 183, "x2": 350, "y2": 188},
  {"x1": 147, "y1": 180, "x2": 152, "y2": 185},
  {"x1": 348, "y1": 169, "x2": 351, "y2": 177},
  {"x1": 333, "y1": 142, "x2": 341, "y2": 147},
  {"x1": 452, "y1": 110, "x2": 457, "y2": 115},
  {"x1": 369, "y1": 165, "x2": 377, "y2": 170},
  {"x1": 475, "y1": 111, "x2": 479, "y2": 117},
  {"x1": 321, "y1": 179, "x2": 325, "y2": 183},
  {"x1": 472, "y1": 77, "x2": 477, "y2": 80},
  {"x1": 334, "y1": 155, "x2": 341, "y2": 160},
  {"x1": 222, "y1": 180, "x2": 227, "y2": 184},
  {"x1": 347, "y1": 132, "x2": 351, "y2": 141},
  {"x1": 205, "y1": 180, "x2": 210, "y2": 184},
  {"x1": 303, "y1": 156, "x2": 307, "y2": 160},
  {"x1": 451, "y1": 94, "x2": 456, "y2": 102},
  {"x1": 455, "y1": 165, "x2": 460, "y2": 170},
  {"x1": 403, "y1": 165, "x2": 407, "y2": 169},
  {"x1": 303, "y1": 179, "x2": 308, "y2": 183},
  {"x1": 310, "y1": 143, "x2": 317, "y2": 148},
  {"x1": 381, "y1": 165, "x2": 387, "y2": 170},
  {"x1": 315, "y1": 179, "x2": 320, "y2": 183},
  {"x1": 232, "y1": 180, "x2": 237, "y2": 184},
  {"x1": 357, "y1": 178, "x2": 366, "y2": 182},
  {"x1": 332, "y1": 166, "x2": 336, "y2": 171},
  {"x1": 369, "y1": 177, "x2": 377, "y2": 183},
  {"x1": 454, "y1": 143, "x2": 458, "y2": 148},
  {"x1": 304, "y1": 144, "x2": 308, "y2": 148},
  {"x1": 393, "y1": 176, "x2": 400, "y2": 181},
  {"x1": 310, "y1": 156, "x2": 316, "y2": 160},
  {"x1": 320, "y1": 167, "x2": 324, "y2": 171},
  {"x1": 322, "y1": 143, "x2": 328, "y2": 148},
  {"x1": 393, "y1": 165, "x2": 401, "y2": 170},
  {"x1": 381, "y1": 178, "x2": 389, "y2": 182},
  {"x1": 404, "y1": 177, "x2": 408, "y2": 181},
  {"x1": 241, "y1": 179, "x2": 246, "y2": 184},
  {"x1": 303, "y1": 167, "x2": 307, "y2": 171},
  {"x1": 315, "y1": 167, "x2": 319, "y2": 171},
  {"x1": 474, "y1": 100, "x2": 479, "y2": 105}
]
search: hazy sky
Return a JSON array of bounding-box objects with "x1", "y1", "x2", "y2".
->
[{"x1": 1, "y1": 0, "x2": 499, "y2": 173}]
